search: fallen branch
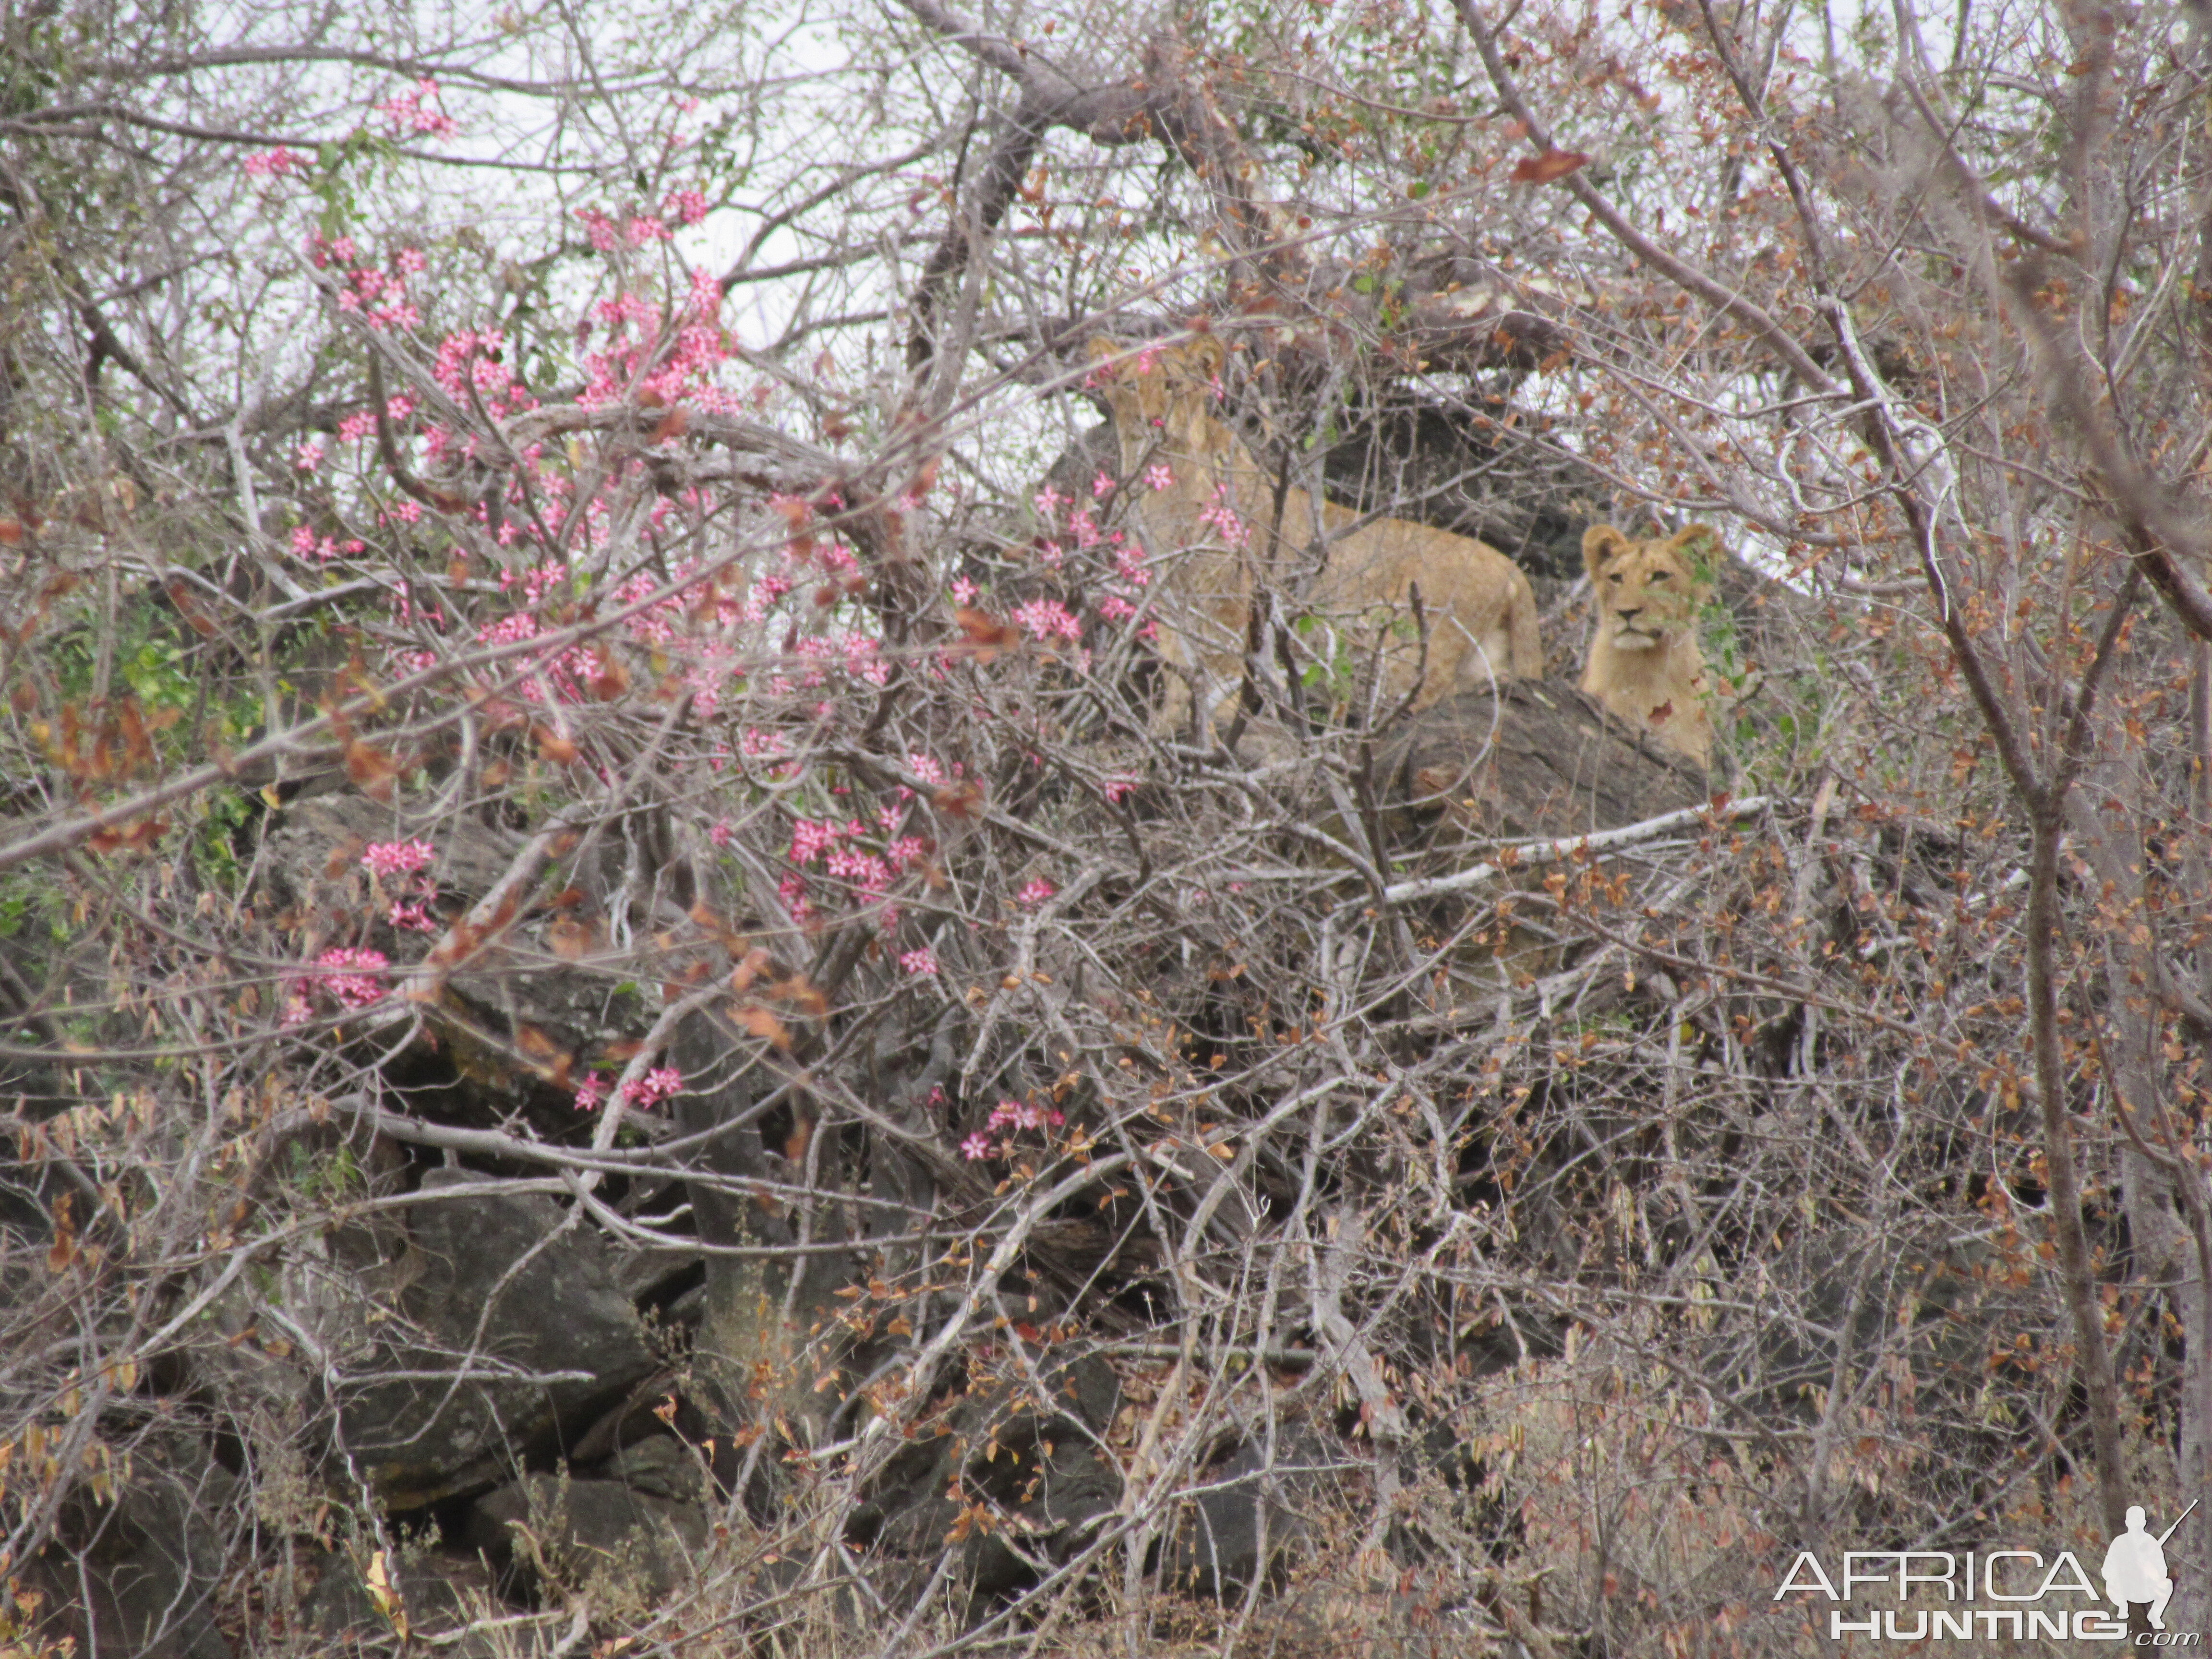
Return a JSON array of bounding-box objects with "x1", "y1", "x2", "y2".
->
[{"x1": 1382, "y1": 794, "x2": 1777, "y2": 904}]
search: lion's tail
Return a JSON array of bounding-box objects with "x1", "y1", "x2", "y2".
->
[{"x1": 1508, "y1": 571, "x2": 1544, "y2": 679}]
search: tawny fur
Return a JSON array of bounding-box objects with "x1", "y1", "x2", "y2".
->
[
  {"x1": 1088, "y1": 337, "x2": 1542, "y2": 735},
  {"x1": 1578, "y1": 523, "x2": 1715, "y2": 768}
]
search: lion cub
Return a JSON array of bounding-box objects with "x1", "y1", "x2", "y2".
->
[
  {"x1": 1579, "y1": 523, "x2": 1716, "y2": 768},
  {"x1": 1087, "y1": 337, "x2": 1542, "y2": 735}
]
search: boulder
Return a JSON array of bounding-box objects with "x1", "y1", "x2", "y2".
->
[
  {"x1": 300, "y1": 1549, "x2": 508, "y2": 1654},
  {"x1": 336, "y1": 1169, "x2": 658, "y2": 1507},
  {"x1": 1156, "y1": 1430, "x2": 1352, "y2": 1599},
  {"x1": 851, "y1": 1353, "x2": 1123, "y2": 1598},
  {"x1": 467, "y1": 1469, "x2": 707, "y2": 1601},
  {"x1": 1378, "y1": 678, "x2": 1708, "y2": 842},
  {"x1": 28, "y1": 1434, "x2": 237, "y2": 1659}
]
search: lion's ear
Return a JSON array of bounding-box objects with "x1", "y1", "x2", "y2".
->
[
  {"x1": 1086, "y1": 337, "x2": 1124, "y2": 365},
  {"x1": 1669, "y1": 523, "x2": 1721, "y2": 594},
  {"x1": 1189, "y1": 335, "x2": 1226, "y2": 376},
  {"x1": 1583, "y1": 525, "x2": 1629, "y2": 579}
]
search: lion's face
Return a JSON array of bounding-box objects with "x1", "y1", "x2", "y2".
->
[
  {"x1": 1583, "y1": 524, "x2": 1714, "y2": 651},
  {"x1": 1086, "y1": 337, "x2": 1234, "y2": 462}
]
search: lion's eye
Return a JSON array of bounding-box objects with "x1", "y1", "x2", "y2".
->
[
  {"x1": 1609, "y1": 573, "x2": 1623, "y2": 583},
  {"x1": 1649, "y1": 569, "x2": 1670, "y2": 581}
]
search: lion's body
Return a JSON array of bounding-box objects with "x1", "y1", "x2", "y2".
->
[
  {"x1": 1089, "y1": 339, "x2": 1542, "y2": 734},
  {"x1": 1578, "y1": 523, "x2": 1715, "y2": 768}
]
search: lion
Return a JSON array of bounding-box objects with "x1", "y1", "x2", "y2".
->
[
  {"x1": 1579, "y1": 523, "x2": 1716, "y2": 767},
  {"x1": 1086, "y1": 337, "x2": 1542, "y2": 735}
]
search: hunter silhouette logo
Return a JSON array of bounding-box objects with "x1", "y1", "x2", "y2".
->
[{"x1": 2104, "y1": 1502, "x2": 2197, "y2": 1633}]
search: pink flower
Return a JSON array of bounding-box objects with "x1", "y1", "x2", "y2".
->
[
  {"x1": 1104, "y1": 776, "x2": 1139, "y2": 804},
  {"x1": 1144, "y1": 462, "x2": 1175, "y2": 492},
  {"x1": 778, "y1": 871, "x2": 813, "y2": 924},
  {"x1": 669, "y1": 188, "x2": 710, "y2": 226},
  {"x1": 388, "y1": 899, "x2": 439, "y2": 933},
  {"x1": 1011, "y1": 598, "x2": 1083, "y2": 646},
  {"x1": 1015, "y1": 877, "x2": 1056, "y2": 907},
  {"x1": 740, "y1": 726, "x2": 790, "y2": 760},
  {"x1": 379, "y1": 78, "x2": 457, "y2": 138},
  {"x1": 573, "y1": 1074, "x2": 608, "y2": 1112},
  {"x1": 299, "y1": 947, "x2": 390, "y2": 1012},
  {"x1": 622, "y1": 1066, "x2": 684, "y2": 1108},
  {"x1": 827, "y1": 847, "x2": 891, "y2": 890},
  {"x1": 361, "y1": 839, "x2": 435, "y2": 879},
  {"x1": 338, "y1": 411, "x2": 376, "y2": 444},
  {"x1": 900, "y1": 947, "x2": 938, "y2": 976},
  {"x1": 791, "y1": 818, "x2": 843, "y2": 865},
  {"x1": 579, "y1": 208, "x2": 618, "y2": 252},
  {"x1": 1092, "y1": 471, "x2": 1116, "y2": 499},
  {"x1": 961, "y1": 1131, "x2": 994, "y2": 1161},
  {"x1": 244, "y1": 147, "x2": 305, "y2": 179},
  {"x1": 981, "y1": 1098, "x2": 1066, "y2": 1137},
  {"x1": 925, "y1": 1083, "x2": 948, "y2": 1109},
  {"x1": 626, "y1": 215, "x2": 671, "y2": 246},
  {"x1": 709, "y1": 820, "x2": 734, "y2": 848},
  {"x1": 950, "y1": 576, "x2": 978, "y2": 605},
  {"x1": 1097, "y1": 595, "x2": 1136, "y2": 623},
  {"x1": 294, "y1": 439, "x2": 325, "y2": 472},
  {"x1": 1197, "y1": 485, "x2": 1248, "y2": 547}
]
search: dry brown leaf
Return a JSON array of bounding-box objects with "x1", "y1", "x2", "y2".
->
[
  {"x1": 932, "y1": 778, "x2": 985, "y2": 820},
  {"x1": 950, "y1": 606, "x2": 1019, "y2": 664},
  {"x1": 345, "y1": 740, "x2": 398, "y2": 802},
  {"x1": 546, "y1": 915, "x2": 600, "y2": 961},
  {"x1": 1511, "y1": 149, "x2": 1589, "y2": 185},
  {"x1": 588, "y1": 652, "x2": 630, "y2": 701},
  {"x1": 741, "y1": 1004, "x2": 792, "y2": 1050},
  {"x1": 532, "y1": 724, "x2": 580, "y2": 765},
  {"x1": 773, "y1": 975, "x2": 829, "y2": 1019}
]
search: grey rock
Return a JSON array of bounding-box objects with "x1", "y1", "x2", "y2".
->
[
  {"x1": 468, "y1": 1472, "x2": 707, "y2": 1599},
  {"x1": 1379, "y1": 678, "x2": 1707, "y2": 845},
  {"x1": 301, "y1": 1550, "x2": 503, "y2": 1651},
  {"x1": 855, "y1": 1363, "x2": 1125, "y2": 1599},
  {"x1": 1157, "y1": 1431, "x2": 1352, "y2": 1600},
  {"x1": 33, "y1": 1434, "x2": 237, "y2": 1659},
  {"x1": 259, "y1": 794, "x2": 520, "y2": 918},
  {"x1": 590, "y1": 1433, "x2": 706, "y2": 1503},
  {"x1": 337, "y1": 1170, "x2": 658, "y2": 1507}
]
